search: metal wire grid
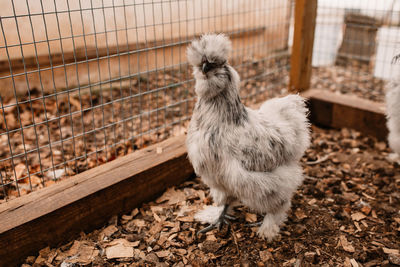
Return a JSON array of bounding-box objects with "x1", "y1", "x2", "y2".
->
[
  {"x1": 312, "y1": 0, "x2": 400, "y2": 102},
  {"x1": 0, "y1": 0, "x2": 292, "y2": 201}
]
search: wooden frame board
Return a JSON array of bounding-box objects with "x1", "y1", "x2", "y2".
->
[
  {"x1": 0, "y1": 135, "x2": 194, "y2": 267},
  {"x1": 304, "y1": 89, "x2": 387, "y2": 140}
]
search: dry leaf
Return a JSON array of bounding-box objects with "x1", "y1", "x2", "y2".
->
[
  {"x1": 155, "y1": 250, "x2": 170, "y2": 258},
  {"x1": 34, "y1": 255, "x2": 46, "y2": 265},
  {"x1": 245, "y1": 212, "x2": 257, "y2": 223},
  {"x1": 382, "y1": 247, "x2": 399, "y2": 255},
  {"x1": 153, "y1": 212, "x2": 162, "y2": 222},
  {"x1": 157, "y1": 233, "x2": 169, "y2": 246},
  {"x1": 131, "y1": 219, "x2": 146, "y2": 227},
  {"x1": 361, "y1": 192, "x2": 375, "y2": 200},
  {"x1": 175, "y1": 249, "x2": 187, "y2": 255},
  {"x1": 308, "y1": 198, "x2": 317, "y2": 205},
  {"x1": 350, "y1": 258, "x2": 359, "y2": 267},
  {"x1": 354, "y1": 221, "x2": 362, "y2": 232},
  {"x1": 163, "y1": 221, "x2": 175, "y2": 228},
  {"x1": 295, "y1": 209, "x2": 307, "y2": 220},
  {"x1": 106, "y1": 243, "x2": 133, "y2": 259},
  {"x1": 197, "y1": 190, "x2": 206, "y2": 201},
  {"x1": 131, "y1": 208, "x2": 139, "y2": 217},
  {"x1": 100, "y1": 225, "x2": 118, "y2": 240},
  {"x1": 106, "y1": 239, "x2": 140, "y2": 248},
  {"x1": 121, "y1": 214, "x2": 133, "y2": 221},
  {"x1": 340, "y1": 235, "x2": 355, "y2": 253},
  {"x1": 361, "y1": 206, "x2": 371, "y2": 215},
  {"x1": 69, "y1": 97, "x2": 82, "y2": 109},
  {"x1": 65, "y1": 241, "x2": 81, "y2": 256},
  {"x1": 177, "y1": 216, "x2": 194, "y2": 222},
  {"x1": 206, "y1": 233, "x2": 217, "y2": 241},
  {"x1": 374, "y1": 142, "x2": 386, "y2": 151},
  {"x1": 342, "y1": 192, "x2": 359, "y2": 202},
  {"x1": 351, "y1": 212, "x2": 366, "y2": 221},
  {"x1": 150, "y1": 206, "x2": 164, "y2": 213},
  {"x1": 30, "y1": 175, "x2": 42, "y2": 185},
  {"x1": 371, "y1": 241, "x2": 384, "y2": 247},
  {"x1": 63, "y1": 241, "x2": 99, "y2": 264},
  {"x1": 133, "y1": 249, "x2": 146, "y2": 260},
  {"x1": 389, "y1": 254, "x2": 400, "y2": 265},
  {"x1": 15, "y1": 163, "x2": 26, "y2": 180},
  {"x1": 371, "y1": 210, "x2": 377, "y2": 218},
  {"x1": 344, "y1": 257, "x2": 352, "y2": 267},
  {"x1": 47, "y1": 250, "x2": 57, "y2": 264},
  {"x1": 259, "y1": 250, "x2": 273, "y2": 262},
  {"x1": 156, "y1": 187, "x2": 186, "y2": 205},
  {"x1": 149, "y1": 223, "x2": 163, "y2": 235}
]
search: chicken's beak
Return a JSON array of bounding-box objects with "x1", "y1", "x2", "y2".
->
[{"x1": 202, "y1": 62, "x2": 212, "y2": 74}]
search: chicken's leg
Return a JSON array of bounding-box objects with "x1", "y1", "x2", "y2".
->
[{"x1": 197, "y1": 204, "x2": 235, "y2": 234}]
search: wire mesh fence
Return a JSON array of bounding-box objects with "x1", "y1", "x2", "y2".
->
[
  {"x1": 0, "y1": 0, "x2": 292, "y2": 201},
  {"x1": 311, "y1": 0, "x2": 400, "y2": 102}
]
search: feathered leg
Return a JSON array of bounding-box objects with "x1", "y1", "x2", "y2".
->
[
  {"x1": 196, "y1": 187, "x2": 236, "y2": 234},
  {"x1": 197, "y1": 204, "x2": 235, "y2": 234},
  {"x1": 257, "y1": 200, "x2": 291, "y2": 241}
]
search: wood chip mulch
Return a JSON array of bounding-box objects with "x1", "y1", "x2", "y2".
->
[
  {"x1": 312, "y1": 65, "x2": 387, "y2": 103},
  {"x1": 23, "y1": 126, "x2": 400, "y2": 267}
]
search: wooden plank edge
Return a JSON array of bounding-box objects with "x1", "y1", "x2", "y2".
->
[
  {"x1": 0, "y1": 135, "x2": 194, "y2": 267},
  {"x1": 302, "y1": 89, "x2": 387, "y2": 140}
]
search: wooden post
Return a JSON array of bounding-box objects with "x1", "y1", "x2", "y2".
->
[{"x1": 289, "y1": 0, "x2": 317, "y2": 92}]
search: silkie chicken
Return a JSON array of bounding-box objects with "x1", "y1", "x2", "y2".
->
[
  {"x1": 386, "y1": 80, "x2": 400, "y2": 160},
  {"x1": 186, "y1": 33, "x2": 311, "y2": 241}
]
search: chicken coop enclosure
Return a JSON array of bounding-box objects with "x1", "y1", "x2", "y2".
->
[{"x1": 0, "y1": 0, "x2": 399, "y2": 266}]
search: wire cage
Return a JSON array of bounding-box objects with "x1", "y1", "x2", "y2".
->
[
  {"x1": 312, "y1": 0, "x2": 400, "y2": 102},
  {"x1": 0, "y1": 0, "x2": 292, "y2": 201}
]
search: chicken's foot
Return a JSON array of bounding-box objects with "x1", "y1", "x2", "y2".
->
[{"x1": 198, "y1": 204, "x2": 235, "y2": 234}]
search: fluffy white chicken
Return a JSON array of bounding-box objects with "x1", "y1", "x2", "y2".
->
[
  {"x1": 386, "y1": 81, "x2": 400, "y2": 159},
  {"x1": 186, "y1": 34, "x2": 310, "y2": 241}
]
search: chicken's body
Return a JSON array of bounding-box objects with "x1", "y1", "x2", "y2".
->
[
  {"x1": 386, "y1": 82, "x2": 400, "y2": 157},
  {"x1": 186, "y1": 34, "x2": 310, "y2": 240}
]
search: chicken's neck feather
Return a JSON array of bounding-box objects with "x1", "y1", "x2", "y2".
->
[{"x1": 195, "y1": 88, "x2": 248, "y2": 127}]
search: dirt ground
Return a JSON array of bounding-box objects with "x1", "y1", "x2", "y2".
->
[{"x1": 23, "y1": 126, "x2": 400, "y2": 267}]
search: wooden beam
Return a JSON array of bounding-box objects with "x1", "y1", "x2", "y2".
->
[
  {"x1": 0, "y1": 136, "x2": 194, "y2": 267},
  {"x1": 303, "y1": 89, "x2": 388, "y2": 140},
  {"x1": 289, "y1": 0, "x2": 317, "y2": 92}
]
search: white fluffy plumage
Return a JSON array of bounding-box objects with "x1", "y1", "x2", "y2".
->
[
  {"x1": 186, "y1": 33, "x2": 311, "y2": 241},
  {"x1": 386, "y1": 82, "x2": 400, "y2": 157}
]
